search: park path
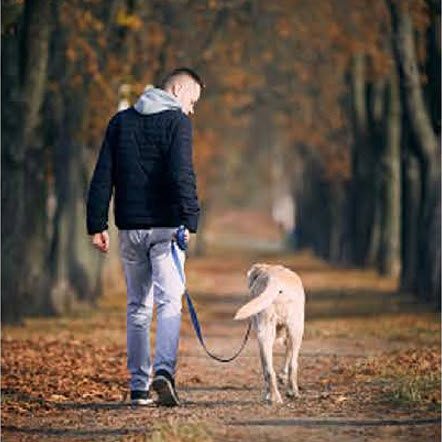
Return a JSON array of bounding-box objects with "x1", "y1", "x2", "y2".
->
[{"x1": 2, "y1": 210, "x2": 440, "y2": 441}]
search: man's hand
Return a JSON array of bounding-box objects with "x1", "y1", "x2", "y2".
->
[
  {"x1": 182, "y1": 228, "x2": 190, "y2": 243},
  {"x1": 172, "y1": 227, "x2": 190, "y2": 248},
  {"x1": 91, "y1": 231, "x2": 110, "y2": 253}
]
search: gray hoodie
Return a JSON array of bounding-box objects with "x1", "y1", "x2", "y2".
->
[{"x1": 133, "y1": 87, "x2": 182, "y2": 115}]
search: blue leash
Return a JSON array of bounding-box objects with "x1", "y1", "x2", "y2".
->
[{"x1": 171, "y1": 226, "x2": 251, "y2": 363}]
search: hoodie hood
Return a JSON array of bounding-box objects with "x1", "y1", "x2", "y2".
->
[{"x1": 133, "y1": 87, "x2": 181, "y2": 115}]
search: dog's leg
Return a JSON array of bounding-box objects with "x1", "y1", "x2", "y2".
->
[
  {"x1": 286, "y1": 326, "x2": 303, "y2": 398},
  {"x1": 257, "y1": 338, "x2": 270, "y2": 401},
  {"x1": 278, "y1": 334, "x2": 292, "y2": 385},
  {"x1": 257, "y1": 323, "x2": 282, "y2": 404},
  {"x1": 254, "y1": 317, "x2": 270, "y2": 401}
]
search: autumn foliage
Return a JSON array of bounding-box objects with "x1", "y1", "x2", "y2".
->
[{"x1": 1, "y1": 0, "x2": 440, "y2": 324}]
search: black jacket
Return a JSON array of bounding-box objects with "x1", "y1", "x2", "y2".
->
[{"x1": 86, "y1": 108, "x2": 200, "y2": 234}]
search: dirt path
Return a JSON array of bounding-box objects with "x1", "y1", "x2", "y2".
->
[{"x1": 2, "y1": 212, "x2": 440, "y2": 441}]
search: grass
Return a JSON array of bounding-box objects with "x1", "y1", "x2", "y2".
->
[
  {"x1": 148, "y1": 420, "x2": 212, "y2": 442},
  {"x1": 387, "y1": 372, "x2": 441, "y2": 408},
  {"x1": 344, "y1": 347, "x2": 441, "y2": 412}
]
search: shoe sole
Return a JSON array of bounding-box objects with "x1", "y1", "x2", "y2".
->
[
  {"x1": 152, "y1": 376, "x2": 180, "y2": 406},
  {"x1": 131, "y1": 398, "x2": 154, "y2": 406}
]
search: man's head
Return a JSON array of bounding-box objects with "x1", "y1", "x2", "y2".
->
[{"x1": 160, "y1": 68, "x2": 204, "y2": 116}]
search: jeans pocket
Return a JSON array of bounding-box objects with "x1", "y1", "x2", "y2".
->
[
  {"x1": 129, "y1": 230, "x2": 141, "y2": 244},
  {"x1": 119, "y1": 230, "x2": 143, "y2": 262}
]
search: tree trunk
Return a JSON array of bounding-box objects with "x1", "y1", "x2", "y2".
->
[
  {"x1": 388, "y1": 2, "x2": 438, "y2": 156},
  {"x1": 400, "y1": 147, "x2": 421, "y2": 292},
  {"x1": 423, "y1": 181, "x2": 441, "y2": 307},
  {"x1": 378, "y1": 68, "x2": 401, "y2": 277},
  {"x1": 21, "y1": 0, "x2": 52, "y2": 314},
  {"x1": 295, "y1": 153, "x2": 325, "y2": 255},
  {"x1": 49, "y1": 88, "x2": 105, "y2": 313},
  {"x1": 326, "y1": 181, "x2": 346, "y2": 263},
  {"x1": 20, "y1": 0, "x2": 51, "y2": 147},
  {"x1": 366, "y1": 78, "x2": 386, "y2": 266},
  {"x1": 349, "y1": 53, "x2": 376, "y2": 266},
  {"x1": 1, "y1": 0, "x2": 51, "y2": 323},
  {"x1": 424, "y1": 0, "x2": 441, "y2": 135},
  {"x1": 1, "y1": 19, "x2": 25, "y2": 324}
]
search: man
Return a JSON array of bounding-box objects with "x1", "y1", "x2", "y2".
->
[{"x1": 86, "y1": 68, "x2": 203, "y2": 407}]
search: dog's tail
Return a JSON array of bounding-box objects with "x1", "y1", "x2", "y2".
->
[{"x1": 234, "y1": 277, "x2": 279, "y2": 320}]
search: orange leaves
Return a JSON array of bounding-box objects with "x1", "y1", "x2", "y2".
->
[
  {"x1": 50, "y1": 0, "x2": 426, "y2": 195},
  {"x1": 115, "y1": 8, "x2": 143, "y2": 31},
  {"x1": 194, "y1": 128, "x2": 220, "y2": 200},
  {"x1": 347, "y1": 347, "x2": 441, "y2": 382},
  {"x1": 276, "y1": 17, "x2": 292, "y2": 39},
  {"x1": 1, "y1": 335, "x2": 128, "y2": 418},
  {"x1": 147, "y1": 22, "x2": 166, "y2": 48},
  {"x1": 221, "y1": 69, "x2": 264, "y2": 91},
  {"x1": 410, "y1": 0, "x2": 432, "y2": 32},
  {"x1": 60, "y1": 2, "x2": 104, "y2": 32},
  {"x1": 66, "y1": 46, "x2": 77, "y2": 63}
]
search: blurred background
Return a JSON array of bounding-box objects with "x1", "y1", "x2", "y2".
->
[{"x1": 2, "y1": 0, "x2": 440, "y2": 323}]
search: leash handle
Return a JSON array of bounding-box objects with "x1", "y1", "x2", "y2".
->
[{"x1": 171, "y1": 241, "x2": 251, "y2": 363}]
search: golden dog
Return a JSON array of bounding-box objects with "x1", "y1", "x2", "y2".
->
[{"x1": 235, "y1": 264, "x2": 305, "y2": 403}]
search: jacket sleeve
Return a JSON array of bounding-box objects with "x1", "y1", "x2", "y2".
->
[
  {"x1": 86, "y1": 115, "x2": 118, "y2": 235},
  {"x1": 168, "y1": 114, "x2": 200, "y2": 233}
]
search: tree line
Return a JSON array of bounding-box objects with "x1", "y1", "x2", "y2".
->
[
  {"x1": 2, "y1": 0, "x2": 440, "y2": 324},
  {"x1": 294, "y1": 0, "x2": 440, "y2": 307}
]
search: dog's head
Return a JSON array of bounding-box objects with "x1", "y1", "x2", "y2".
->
[
  {"x1": 235, "y1": 264, "x2": 281, "y2": 320},
  {"x1": 247, "y1": 263, "x2": 288, "y2": 289}
]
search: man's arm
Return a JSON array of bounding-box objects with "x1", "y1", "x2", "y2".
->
[
  {"x1": 168, "y1": 114, "x2": 200, "y2": 233},
  {"x1": 86, "y1": 115, "x2": 118, "y2": 244}
]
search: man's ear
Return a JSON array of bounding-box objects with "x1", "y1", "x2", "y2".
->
[{"x1": 171, "y1": 82, "x2": 182, "y2": 97}]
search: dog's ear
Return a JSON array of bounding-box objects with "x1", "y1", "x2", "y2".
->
[
  {"x1": 247, "y1": 264, "x2": 266, "y2": 289},
  {"x1": 235, "y1": 273, "x2": 278, "y2": 320},
  {"x1": 249, "y1": 271, "x2": 269, "y2": 297}
]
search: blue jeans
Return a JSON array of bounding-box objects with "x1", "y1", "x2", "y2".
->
[{"x1": 118, "y1": 228, "x2": 185, "y2": 392}]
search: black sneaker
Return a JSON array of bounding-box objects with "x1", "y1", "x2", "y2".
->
[
  {"x1": 152, "y1": 369, "x2": 180, "y2": 406},
  {"x1": 130, "y1": 390, "x2": 153, "y2": 406}
]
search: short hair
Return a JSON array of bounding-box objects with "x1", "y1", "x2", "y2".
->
[{"x1": 159, "y1": 67, "x2": 205, "y2": 90}]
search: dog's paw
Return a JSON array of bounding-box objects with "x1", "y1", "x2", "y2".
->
[
  {"x1": 262, "y1": 391, "x2": 283, "y2": 404},
  {"x1": 286, "y1": 389, "x2": 300, "y2": 399},
  {"x1": 269, "y1": 391, "x2": 283, "y2": 404},
  {"x1": 271, "y1": 395, "x2": 284, "y2": 404}
]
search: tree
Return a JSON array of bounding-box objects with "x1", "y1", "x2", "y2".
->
[
  {"x1": 2, "y1": 0, "x2": 52, "y2": 322},
  {"x1": 387, "y1": 0, "x2": 441, "y2": 304}
]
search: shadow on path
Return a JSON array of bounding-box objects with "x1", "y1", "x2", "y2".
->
[
  {"x1": 2, "y1": 425, "x2": 148, "y2": 437},
  {"x1": 54, "y1": 402, "x2": 132, "y2": 410},
  {"x1": 229, "y1": 417, "x2": 440, "y2": 427},
  {"x1": 181, "y1": 386, "x2": 254, "y2": 392}
]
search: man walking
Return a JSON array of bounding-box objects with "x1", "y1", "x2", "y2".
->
[{"x1": 86, "y1": 68, "x2": 203, "y2": 406}]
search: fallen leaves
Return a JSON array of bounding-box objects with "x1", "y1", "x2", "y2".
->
[
  {"x1": 1, "y1": 336, "x2": 128, "y2": 419},
  {"x1": 341, "y1": 347, "x2": 441, "y2": 411}
]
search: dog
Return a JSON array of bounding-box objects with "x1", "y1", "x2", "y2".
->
[{"x1": 234, "y1": 263, "x2": 305, "y2": 404}]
